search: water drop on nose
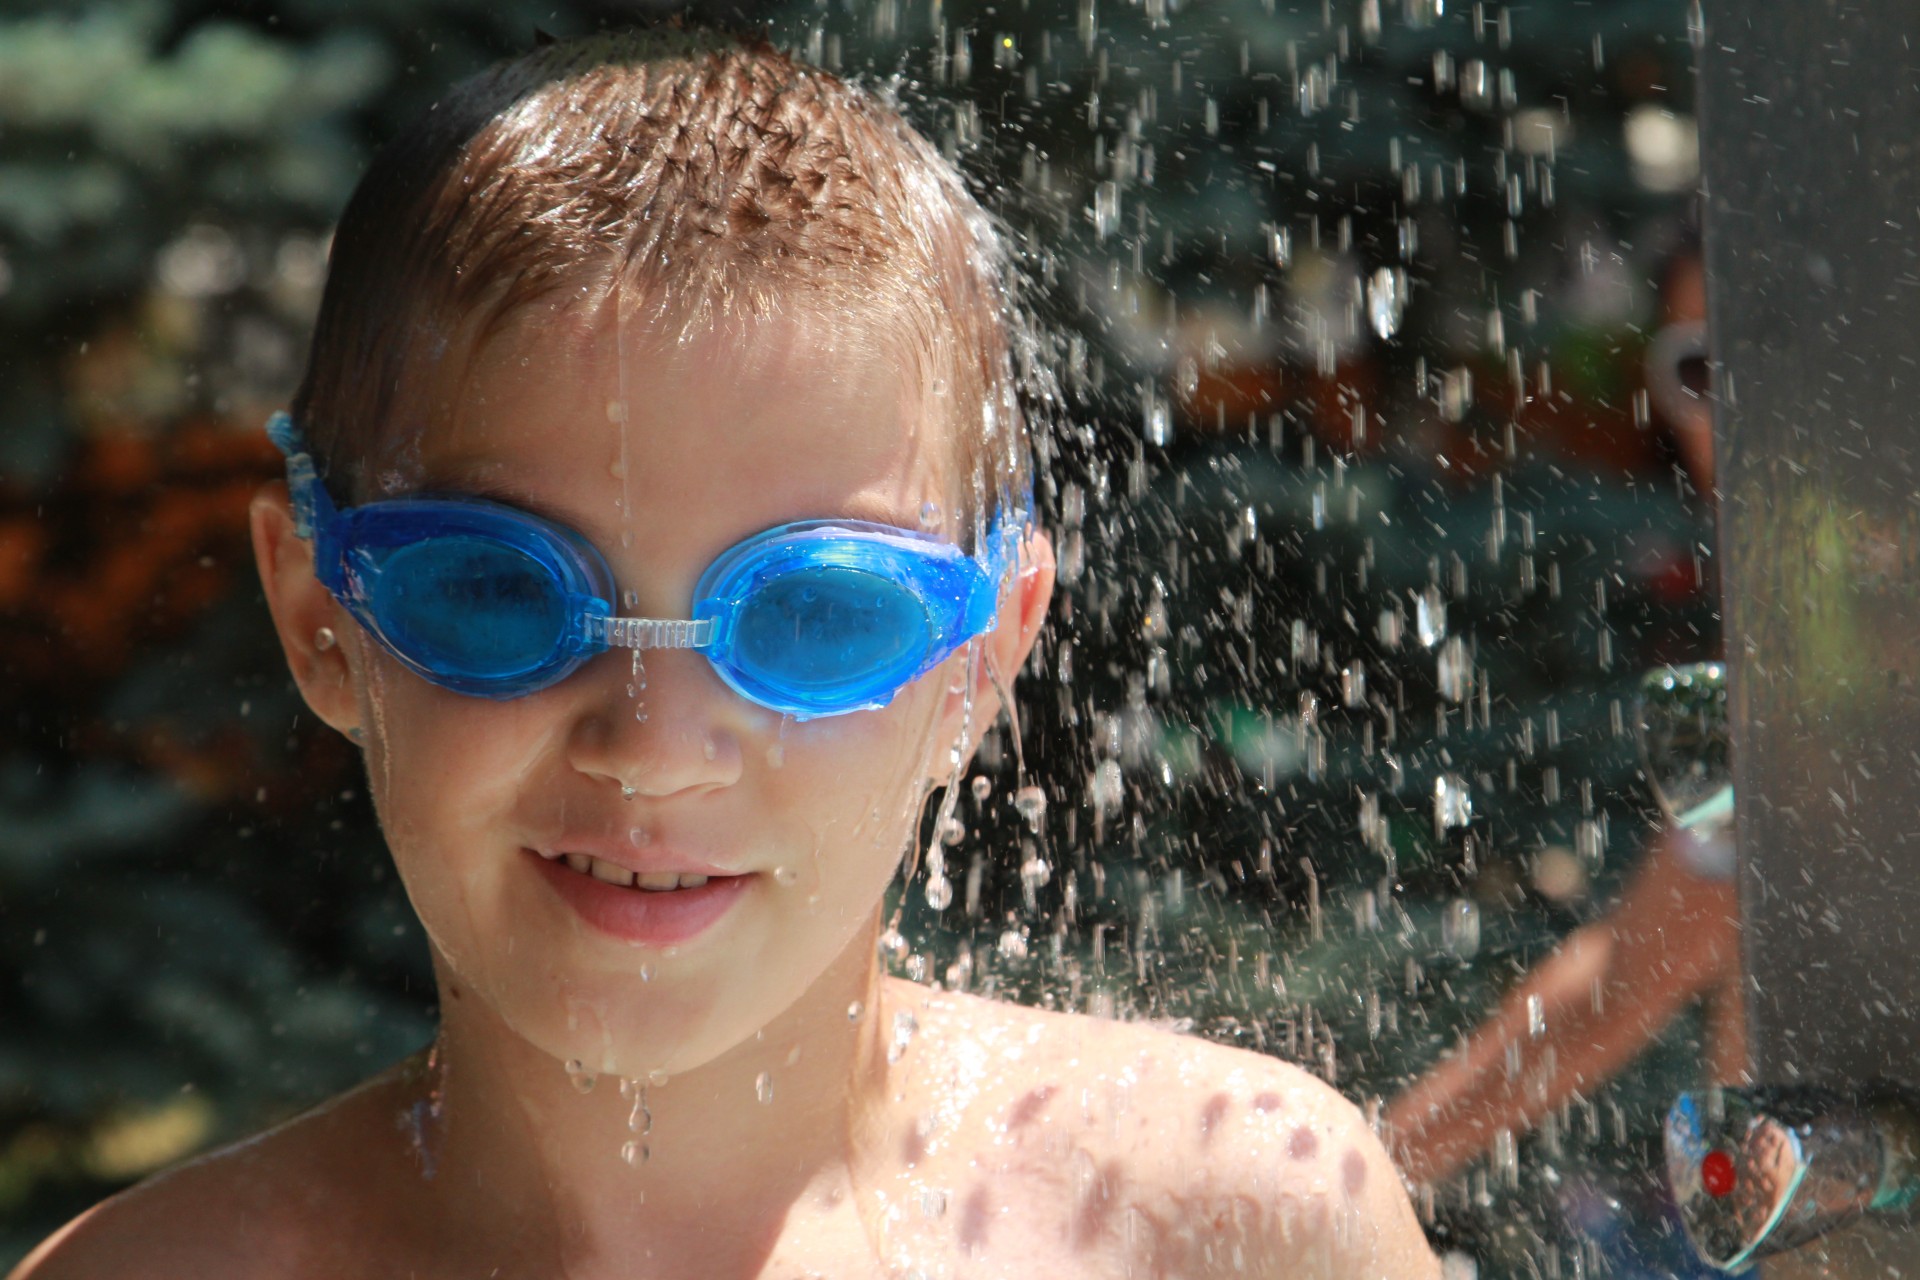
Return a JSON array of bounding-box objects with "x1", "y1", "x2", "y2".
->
[
  {"x1": 702, "y1": 737, "x2": 718, "y2": 762},
  {"x1": 755, "y1": 1072, "x2": 774, "y2": 1104}
]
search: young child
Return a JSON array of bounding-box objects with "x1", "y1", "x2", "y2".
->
[{"x1": 16, "y1": 31, "x2": 1437, "y2": 1279}]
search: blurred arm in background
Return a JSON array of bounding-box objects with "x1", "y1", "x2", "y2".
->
[{"x1": 1388, "y1": 247, "x2": 1744, "y2": 1187}]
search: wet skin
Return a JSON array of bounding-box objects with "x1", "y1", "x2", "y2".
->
[
  {"x1": 13, "y1": 299, "x2": 1437, "y2": 1279},
  {"x1": 13, "y1": 979, "x2": 1439, "y2": 1279}
]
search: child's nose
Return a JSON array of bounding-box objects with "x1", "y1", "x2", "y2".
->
[{"x1": 564, "y1": 648, "x2": 748, "y2": 797}]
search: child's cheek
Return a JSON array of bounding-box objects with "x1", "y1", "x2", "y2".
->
[{"x1": 767, "y1": 686, "x2": 946, "y2": 874}]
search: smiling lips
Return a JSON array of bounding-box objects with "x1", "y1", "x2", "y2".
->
[
  {"x1": 536, "y1": 848, "x2": 712, "y2": 891},
  {"x1": 528, "y1": 846, "x2": 751, "y2": 945}
]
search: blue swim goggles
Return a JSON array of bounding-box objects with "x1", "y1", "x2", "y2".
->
[{"x1": 267, "y1": 415, "x2": 1023, "y2": 719}]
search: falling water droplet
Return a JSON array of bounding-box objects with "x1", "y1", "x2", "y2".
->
[
  {"x1": 970, "y1": 775, "x2": 993, "y2": 804},
  {"x1": 1441, "y1": 898, "x2": 1482, "y2": 959},
  {"x1": 1019, "y1": 853, "x2": 1051, "y2": 894},
  {"x1": 1090, "y1": 761, "x2": 1125, "y2": 823},
  {"x1": 1416, "y1": 587, "x2": 1448, "y2": 647},
  {"x1": 1434, "y1": 773, "x2": 1473, "y2": 833},
  {"x1": 1367, "y1": 267, "x2": 1406, "y2": 340},
  {"x1": 629, "y1": 650, "x2": 648, "y2": 724},
  {"x1": 889, "y1": 1012, "x2": 919, "y2": 1062},
  {"x1": 1143, "y1": 390, "x2": 1172, "y2": 447},
  {"x1": 1092, "y1": 180, "x2": 1121, "y2": 238},
  {"x1": 1266, "y1": 223, "x2": 1292, "y2": 268},
  {"x1": 1437, "y1": 636, "x2": 1469, "y2": 702},
  {"x1": 1013, "y1": 785, "x2": 1048, "y2": 831},
  {"x1": 565, "y1": 1060, "x2": 598, "y2": 1094},
  {"x1": 925, "y1": 876, "x2": 954, "y2": 910}
]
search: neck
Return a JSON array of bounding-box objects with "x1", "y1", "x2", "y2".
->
[{"x1": 404, "y1": 917, "x2": 900, "y2": 1274}]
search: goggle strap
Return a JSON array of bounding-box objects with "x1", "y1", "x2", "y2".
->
[
  {"x1": 267, "y1": 412, "x2": 323, "y2": 540},
  {"x1": 589, "y1": 616, "x2": 716, "y2": 650}
]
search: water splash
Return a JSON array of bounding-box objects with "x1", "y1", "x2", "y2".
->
[{"x1": 888, "y1": 1011, "x2": 919, "y2": 1063}]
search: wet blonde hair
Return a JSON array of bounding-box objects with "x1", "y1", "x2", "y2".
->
[{"x1": 291, "y1": 28, "x2": 1029, "y2": 534}]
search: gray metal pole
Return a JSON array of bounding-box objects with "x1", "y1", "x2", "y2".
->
[{"x1": 1700, "y1": 0, "x2": 1920, "y2": 1271}]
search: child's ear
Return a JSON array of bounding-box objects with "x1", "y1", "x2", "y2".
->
[
  {"x1": 932, "y1": 528, "x2": 1056, "y2": 770},
  {"x1": 250, "y1": 481, "x2": 362, "y2": 739}
]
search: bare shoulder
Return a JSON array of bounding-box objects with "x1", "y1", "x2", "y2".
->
[
  {"x1": 891, "y1": 980, "x2": 1439, "y2": 1279},
  {"x1": 8, "y1": 1066, "x2": 427, "y2": 1280}
]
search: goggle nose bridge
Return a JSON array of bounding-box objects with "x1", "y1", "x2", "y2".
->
[{"x1": 587, "y1": 617, "x2": 717, "y2": 650}]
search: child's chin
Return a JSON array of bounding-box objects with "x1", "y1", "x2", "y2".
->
[{"x1": 497, "y1": 977, "x2": 766, "y2": 1081}]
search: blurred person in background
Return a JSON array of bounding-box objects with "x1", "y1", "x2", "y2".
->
[{"x1": 1386, "y1": 238, "x2": 1744, "y2": 1188}]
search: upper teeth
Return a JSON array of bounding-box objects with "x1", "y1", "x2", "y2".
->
[{"x1": 543, "y1": 850, "x2": 710, "y2": 890}]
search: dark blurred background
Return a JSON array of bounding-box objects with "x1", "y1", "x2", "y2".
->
[{"x1": 0, "y1": 1, "x2": 1714, "y2": 1273}]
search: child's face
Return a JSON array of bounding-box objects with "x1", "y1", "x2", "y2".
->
[{"x1": 293, "y1": 296, "x2": 1019, "y2": 1077}]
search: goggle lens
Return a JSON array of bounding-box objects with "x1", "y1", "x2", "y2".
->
[
  {"x1": 727, "y1": 564, "x2": 933, "y2": 702},
  {"x1": 365, "y1": 537, "x2": 570, "y2": 683}
]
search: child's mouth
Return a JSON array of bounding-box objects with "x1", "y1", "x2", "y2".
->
[
  {"x1": 536, "y1": 848, "x2": 713, "y2": 891},
  {"x1": 527, "y1": 847, "x2": 752, "y2": 946}
]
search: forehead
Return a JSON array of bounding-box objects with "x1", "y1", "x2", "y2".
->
[{"x1": 407, "y1": 294, "x2": 966, "y2": 545}]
